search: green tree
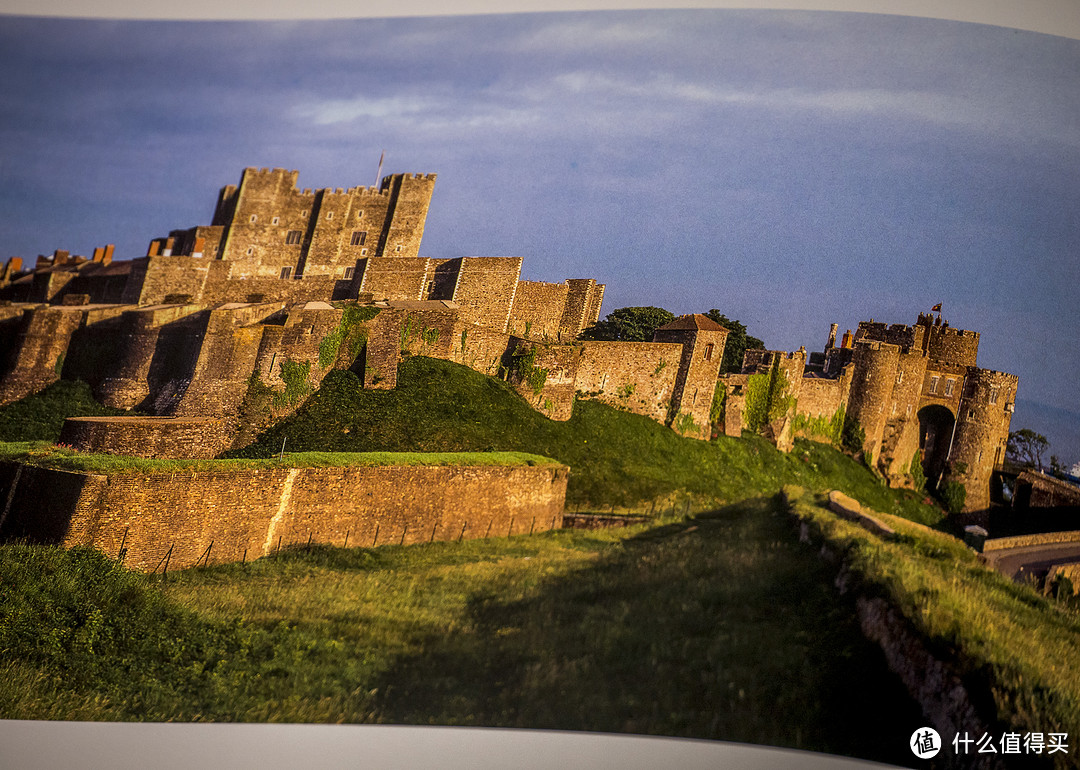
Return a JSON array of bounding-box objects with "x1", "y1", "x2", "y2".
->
[
  {"x1": 1007, "y1": 429, "x2": 1049, "y2": 472},
  {"x1": 705, "y1": 310, "x2": 765, "y2": 373},
  {"x1": 580, "y1": 306, "x2": 675, "y2": 342}
]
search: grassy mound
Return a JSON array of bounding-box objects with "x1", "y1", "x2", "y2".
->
[
  {"x1": 230, "y1": 357, "x2": 943, "y2": 524},
  {"x1": 787, "y1": 486, "x2": 1080, "y2": 757},
  {"x1": 0, "y1": 380, "x2": 129, "y2": 442},
  {"x1": 0, "y1": 444, "x2": 561, "y2": 475}
]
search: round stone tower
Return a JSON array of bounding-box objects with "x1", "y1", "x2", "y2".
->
[
  {"x1": 846, "y1": 340, "x2": 901, "y2": 465},
  {"x1": 942, "y1": 368, "x2": 1019, "y2": 520}
]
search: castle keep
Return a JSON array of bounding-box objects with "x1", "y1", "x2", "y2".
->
[{"x1": 0, "y1": 167, "x2": 1017, "y2": 525}]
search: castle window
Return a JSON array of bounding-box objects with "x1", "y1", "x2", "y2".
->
[
  {"x1": 929, "y1": 376, "x2": 940, "y2": 394},
  {"x1": 326, "y1": 212, "x2": 334, "y2": 220},
  {"x1": 351, "y1": 230, "x2": 367, "y2": 246},
  {"x1": 944, "y1": 378, "x2": 955, "y2": 397},
  {"x1": 395, "y1": 245, "x2": 403, "y2": 253},
  {"x1": 703, "y1": 343, "x2": 714, "y2": 361},
  {"x1": 357, "y1": 210, "x2": 364, "y2": 219},
  {"x1": 301, "y1": 210, "x2": 308, "y2": 218},
  {"x1": 896, "y1": 371, "x2": 903, "y2": 384},
  {"x1": 245, "y1": 247, "x2": 254, "y2": 256},
  {"x1": 344, "y1": 267, "x2": 354, "y2": 280},
  {"x1": 280, "y1": 266, "x2": 291, "y2": 279},
  {"x1": 427, "y1": 281, "x2": 434, "y2": 294},
  {"x1": 271, "y1": 217, "x2": 280, "y2": 226},
  {"x1": 285, "y1": 230, "x2": 302, "y2": 245},
  {"x1": 361, "y1": 248, "x2": 368, "y2": 256},
  {"x1": 968, "y1": 409, "x2": 975, "y2": 419},
  {"x1": 249, "y1": 215, "x2": 257, "y2": 223},
  {"x1": 989, "y1": 388, "x2": 999, "y2": 405}
]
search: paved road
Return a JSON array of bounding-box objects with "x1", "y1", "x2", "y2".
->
[{"x1": 984, "y1": 542, "x2": 1080, "y2": 581}]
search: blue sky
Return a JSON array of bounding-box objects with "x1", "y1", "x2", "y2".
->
[{"x1": 0, "y1": 10, "x2": 1077, "y2": 422}]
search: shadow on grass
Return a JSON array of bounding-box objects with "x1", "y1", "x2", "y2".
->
[{"x1": 367, "y1": 496, "x2": 924, "y2": 767}]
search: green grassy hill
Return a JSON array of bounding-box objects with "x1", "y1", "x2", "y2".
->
[{"x1": 231, "y1": 357, "x2": 943, "y2": 524}]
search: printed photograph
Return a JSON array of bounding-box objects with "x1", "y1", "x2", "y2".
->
[{"x1": 1, "y1": 4, "x2": 1078, "y2": 767}]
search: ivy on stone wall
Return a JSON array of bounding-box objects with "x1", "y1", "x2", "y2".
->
[
  {"x1": 790, "y1": 405, "x2": 846, "y2": 446},
  {"x1": 319, "y1": 305, "x2": 379, "y2": 369},
  {"x1": 743, "y1": 359, "x2": 793, "y2": 433},
  {"x1": 400, "y1": 316, "x2": 416, "y2": 353},
  {"x1": 710, "y1": 381, "x2": 726, "y2": 426},
  {"x1": 510, "y1": 344, "x2": 548, "y2": 395},
  {"x1": 275, "y1": 359, "x2": 314, "y2": 409}
]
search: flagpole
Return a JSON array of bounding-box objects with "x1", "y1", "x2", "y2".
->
[{"x1": 375, "y1": 151, "x2": 384, "y2": 187}]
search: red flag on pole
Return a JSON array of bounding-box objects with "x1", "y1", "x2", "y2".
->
[{"x1": 931, "y1": 303, "x2": 942, "y2": 312}]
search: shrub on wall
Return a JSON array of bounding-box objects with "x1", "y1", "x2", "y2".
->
[
  {"x1": 909, "y1": 450, "x2": 927, "y2": 491},
  {"x1": 841, "y1": 414, "x2": 866, "y2": 455},
  {"x1": 939, "y1": 479, "x2": 967, "y2": 516}
]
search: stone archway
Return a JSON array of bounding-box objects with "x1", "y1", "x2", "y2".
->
[{"x1": 918, "y1": 404, "x2": 955, "y2": 486}]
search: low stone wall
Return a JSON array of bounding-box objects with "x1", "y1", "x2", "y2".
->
[
  {"x1": 983, "y1": 530, "x2": 1080, "y2": 552},
  {"x1": 59, "y1": 416, "x2": 233, "y2": 459},
  {"x1": 0, "y1": 459, "x2": 569, "y2": 572}
]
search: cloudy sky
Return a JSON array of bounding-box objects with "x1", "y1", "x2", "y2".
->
[{"x1": 0, "y1": 9, "x2": 1077, "y2": 420}]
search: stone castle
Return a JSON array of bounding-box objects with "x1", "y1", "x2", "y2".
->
[{"x1": 0, "y1": 167, "x2": 1017, "y2": 520}]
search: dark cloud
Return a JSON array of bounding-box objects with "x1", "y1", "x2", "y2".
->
[{"x1": 0, "y1": 9, "x2": 1077, "y2": 413}]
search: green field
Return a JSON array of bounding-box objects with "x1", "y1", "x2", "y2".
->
[{"x1": 0, "y1": 498, "x2": 922, "y2": 766}]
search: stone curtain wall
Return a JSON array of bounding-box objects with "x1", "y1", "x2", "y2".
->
[
  {"x1": 796, "y1": 377, "x2": 846, "y2": 420},
  {"x1": 357, "y1": 257, "x2": 430, "y2": 301},
  {"x1": 451, "y1": 257, "x2": 523, "y2": 332},
  {"x1": 0, "y1": 307, "x2": 85, "y2": 405},
  {"x1": 0, "y1": 461, "x2": 569, "y2": 573},
  {"x1": 575, "y1": 342, "x2": 682, "y2": 423},
  {"x1": 507, "y1": 281, "x2": 569, "y2": 339}
]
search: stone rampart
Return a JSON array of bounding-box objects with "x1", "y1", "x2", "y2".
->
[
  {"x1": 575, "y1": 341, "x2": 682, "y2": 423},
  {"x1": 0, "y1": 459, "x2": 568, "y2": 572},
  {"x1": 507, "y1": 280, "x2": 569, "y2": 340},
  {"x1": 59, "y1": 416, "x2": 232, "y2": 459}
]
